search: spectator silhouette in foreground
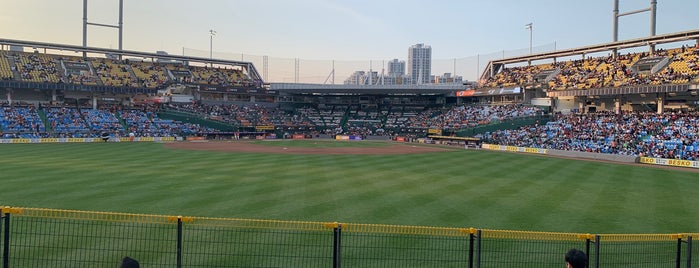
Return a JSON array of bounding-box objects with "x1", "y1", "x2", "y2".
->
[
  {"x1": 565, "y1": 248, "x2": 588, "y2": 268},
  {"x1": 120, "y1": 256, "x2": 140, "y2": 268}
]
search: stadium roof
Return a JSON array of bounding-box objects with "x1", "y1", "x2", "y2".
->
[{"x1": 494, "y1": 29, "x2": 699, "y2": 65}]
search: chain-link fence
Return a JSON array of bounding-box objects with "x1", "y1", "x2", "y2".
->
[
  {"x1": 182, "y1": 43, "x2": 557, "y2": 84},
  {"x1": 1, "y1": 207, "x2": 697, "y2": 267}
]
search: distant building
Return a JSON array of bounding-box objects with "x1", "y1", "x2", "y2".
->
[
  {"x1": 344, "y1": 71, "x2": 379, "y2": 85},
  {"x1": 344, "y1": 71, "x2": 365, "y2": 85},
  {"x1": 408, "y1": 44, "x2": 431, "y2": 85},
  {"x1": 432, "y1": 73, "x2": 463, "y2": 84},
  {"x1": 387, "y1": 59, "x2": 405, "y2": 77}
]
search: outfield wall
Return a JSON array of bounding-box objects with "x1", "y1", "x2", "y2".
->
[
  {"x1": 482, "y1": 143, "x2": 699, "y2": 169},
  {"x1": 0, "y1": 137, "x2": 180, "y2": 144},
  {"x1": 481, "y1": 144, "x2": 649, "y2": 165},
  {"x1": 548, "y1": 149, "x2": 639, "y2": 163}
]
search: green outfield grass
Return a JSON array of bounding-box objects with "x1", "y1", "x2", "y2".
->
[
  {"x1": 1, "y1": 141, "x2": 698, "y2": 234},
  {"x1": 251, "y1": 139, "x2": 394, "y2": 148}
]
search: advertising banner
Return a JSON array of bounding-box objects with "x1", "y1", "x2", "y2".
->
[
  {"x1": 349, "y1": 135, "x2": 363, "y2": 141},
  {"x1": 428, "y1": 129, "x2": 442, "y2": 135},
  {"x1": 481, "y1": 144, "x2": 548, "y2": 154},
  {"x1": 456, "y1": 90, "x2": 475, "y2": 97},
  {"x1": 639, "y1": 157, "x2": 699, "y2": 169},
  {"x1": 0, "y1": 137, "x2": 177, "y2": 144}
]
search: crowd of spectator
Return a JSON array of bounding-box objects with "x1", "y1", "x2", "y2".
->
[
  {"x1": 46, "y1": 107, "x2": 91, "y2": 136},
  {"x1": 15, "y1": 53, "x2": 59, "y2": 83},
  {"x1": 427, "y1": 104, "x2": 543, "y2": 130},
  {"x1": 0, "y1": 51, "x2": 262, "y2": 90},
  {"x1": 4, "y1": 99, "x2": 699, "y2": 161},
  {"x1": 482, "y1": 111, "x2": 699, "y2": 161},
  {"x1": 0, "y1": 103, "x2": 215, "y2": 139},
  {"x1": 167, "y1": 102, "x2": 544, "y2": 138},
  {"x1": 0, "y1": 105, "x2": 45, "y2": 138},
  {"x1": 484, "y1": 45, "x2": 699, "y2": 91},
  {"x1": 640, "y1": 112, "x2": 699, "y2": 160},
  {"x1": 94, "y1": 59, "x2": 137, "y2": 87}
]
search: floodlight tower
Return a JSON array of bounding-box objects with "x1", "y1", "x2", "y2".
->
[
  {"x1": 525, "y1": 23, "x2": 533, "y2": 55},
  {"x1": 209, "y1": 29, "x2": 217, "y2": 67},
  {"x1": 613, "y1": 0, "x2": 657, "y2": 56},
  {"x1": 82, "y1": 0, "x2": 124, "y2": 58}
]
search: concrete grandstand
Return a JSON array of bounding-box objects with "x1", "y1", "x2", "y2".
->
[{"x1": 2, "y1": 30, "x2": 699, "y2": 161}]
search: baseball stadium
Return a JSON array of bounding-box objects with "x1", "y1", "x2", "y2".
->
[{"x1": 2, "y1": 1, "x2": 699, "y2": 267}]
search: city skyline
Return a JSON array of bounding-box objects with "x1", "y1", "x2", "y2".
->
[{"x1": 2, "y1": 0, "x2": 699, "y2": 83}]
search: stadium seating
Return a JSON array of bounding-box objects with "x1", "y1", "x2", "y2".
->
[
  {"x1": 120, "y1": 109, "x2": 160, "y2": 137},
  {"x1": 119, "y1": 107, "x2": 214, "y2": 137},
  {"x1": 0, "y1": 50, "x2": 267, "y2": 91},
  {"x1": 128, "y1": 61, "x2": 169, "y2": 88},
  {"x1": 13, "y1": 52, "x2": 60, "y2": 83},
  {"x1": 218, "y1": 68, "x2": 246, "y2": 85},
  {"x1": 94, "y1": 59, "x2": 138, "y2": 87},
  {"x1": 83, "y1": 108, "x2": 124, "y2": 134},
  {"x1": 0, "y1": 105, "x2": 45, "y2": 137},
  {"x1": 189, "y1": 65, "x2": 228, "y2": 85},
  {"x1": 46, "y1": 107, "x2": 91, "y2": 137},
  {"x1": 483, "y1": 111, "x2": 699, "y2": 161},
  {"x1": 484, "y1": 45, "x2": 699, "y2": 91},
  {"x1": 0, "y1": 51, "x2": 15, "y2": 80}
]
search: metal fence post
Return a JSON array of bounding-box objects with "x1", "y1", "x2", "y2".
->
[
  {"x1": 468, "y1": 232, "x2": 475, "y2": 268},
  {"x1": 677, "y1": 237, "x2": 683, "y2": 268},
  {"x1": 585, "y1": 237, "x2": 591, "y2": 262},
  {"x1": 687, "y1": 236, "x2": 693, "y2": 268},
  {"x1": 333, "y1": 223, "x2": 342, "y2": 268},
  {"x1": 177, "y1": 216, "x2": 183, "y2": 268},
  {"x1": 475, "y1": 229, "x2": 482, "y2": 268},
  {"x1": 2, "y1": 211, "x2": 9, "y2": 268},
  {"x1": 594, "y1": 235, "x2": 600, "y2": 268}
]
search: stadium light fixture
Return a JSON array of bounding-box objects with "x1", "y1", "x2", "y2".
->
[
  {"x1": 525, "y1": 23, "x2": 533, "y2": 55},
  {"x1": 209, "y1": 29, "x2": 217, "y2": 67}
]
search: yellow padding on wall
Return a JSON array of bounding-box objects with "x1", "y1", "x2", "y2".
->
[
  {"x1": 1, "y1": 207, "x2": 23, "y2": 214},
  {"x1": 599, "y1": 234, "x2": 683, "y2": 242},
  {"x1": 3, "y1": 206, "x2": 697, "y2": 241},
  {"x1": 342, "y1": 223, "x2": 469, "y2": 237},
  {"x1": 12, "y1": 207, "x2": 173, "y2": 225},
  {"x1": 481, "y1": 229, "x2": 585, "y2": 242}
]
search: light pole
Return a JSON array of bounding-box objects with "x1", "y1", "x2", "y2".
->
[
  {"x1": 209, "y1": 29, "x2": 217, "y2": 67},
  {"x1": 525, "y1": 23, "x2": 533, "y2": 55}
]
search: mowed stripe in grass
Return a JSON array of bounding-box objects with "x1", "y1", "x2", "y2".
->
[{"x1": 1, "y1": 142, "x2": 698, "y2": 233}]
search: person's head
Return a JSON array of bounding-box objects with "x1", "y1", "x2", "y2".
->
[
  {"x1": 120, "y1": 256, "x2": 140, "y2": 268},
  {"x1": 565, "y1": 248, "x2": 588, "y2": 268}
]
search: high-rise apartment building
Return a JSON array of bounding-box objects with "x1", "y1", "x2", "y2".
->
[
  {"x1": 407, "y1": 43, "x2": 431, "y2": 84},
  {"x1": 387, "y1": 59, "x2": 405, "y2": 77}
]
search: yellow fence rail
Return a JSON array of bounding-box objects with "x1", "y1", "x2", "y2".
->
[{"x1": 1, "y1": 206, "x2": 697, "y2": 267}]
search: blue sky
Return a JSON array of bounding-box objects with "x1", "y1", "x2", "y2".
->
[{"x1": 2, "y1": 0, "x2": 698, "y2": 82}]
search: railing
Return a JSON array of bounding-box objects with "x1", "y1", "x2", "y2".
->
[{"x1": 1, "y1": 207, "x2": 697, "y2": 267}]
